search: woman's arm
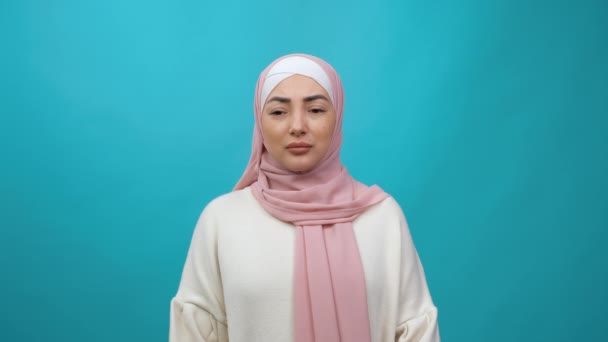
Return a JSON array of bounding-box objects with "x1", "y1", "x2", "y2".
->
[
  {"x1": 394, "y1": 207, "x2": 440, "y2": 341},
  {"x1": 169, "y1": 202, "x2": 228, "y2": 342}
]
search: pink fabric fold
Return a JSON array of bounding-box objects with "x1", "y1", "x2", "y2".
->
[{"x1": 234, "y1": 53, "x2": 389, "y2": 342}]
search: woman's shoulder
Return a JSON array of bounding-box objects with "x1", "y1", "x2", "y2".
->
[
  {"x1": 354, "y1": 192, "x2": 411, "y2": 243},
  {"x1": 359, "y1": 191, "x2": 407, "y2": 222},
  {"x1": 199, "y1": 186, "x2": 256, "y2": 217},
  {"x1": 372, "y1": 191, "x2": 404, "y2": 213}
]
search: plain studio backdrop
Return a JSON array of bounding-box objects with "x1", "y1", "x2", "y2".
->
[{"x1": 1, "y1": 0, "x2": 606, "y2": 341}]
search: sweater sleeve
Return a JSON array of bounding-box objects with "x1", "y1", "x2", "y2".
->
[
  {"x1": 169, "y1": 202, "x2": 228, "y2": 342},
  {"x1": 394, "y1": 206, "x2": 440, "y2": 342}
]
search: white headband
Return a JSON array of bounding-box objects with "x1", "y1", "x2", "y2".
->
[{"x1": 260, "y1": 56, "x2": 334, "y2": 107}]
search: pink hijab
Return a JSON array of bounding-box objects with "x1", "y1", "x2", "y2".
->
[{"x1": 234, "y1": 53, "x2": 389, "y2": 342}]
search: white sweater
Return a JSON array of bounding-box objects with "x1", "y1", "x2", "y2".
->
[{"x1": 170, "y1": 186, "x2": 440, "y2": 342}]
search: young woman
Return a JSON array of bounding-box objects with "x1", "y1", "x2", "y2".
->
[{"x1": 170, "y1": 54, "x2": 440, "y2": 342}]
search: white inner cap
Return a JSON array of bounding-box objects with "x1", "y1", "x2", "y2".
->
[{"x1": 260, "y1": 56, "x2": 334, "y2": 107}]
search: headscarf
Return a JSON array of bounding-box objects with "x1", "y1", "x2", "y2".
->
[{"x1": 234, "y1": 53, "x2": 389, "y2": 342}]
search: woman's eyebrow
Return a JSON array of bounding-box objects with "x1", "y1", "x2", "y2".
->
[
  {"x1": 303, "y1": 94, "x2": 329, "y2": 102},
  {"x1": 267, "y1": 94, "x2": 329, "y2": 104},
  {"x1": 268, "y1": 96, "x2": 290, "y2": 103}
]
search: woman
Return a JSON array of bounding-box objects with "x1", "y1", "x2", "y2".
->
[{"x1": 170, "y1": 54, "x2": 440, "y2": 342}]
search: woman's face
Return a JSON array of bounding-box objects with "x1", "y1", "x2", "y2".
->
[{"x1": 261, "y1": 74, "x2": 337, "y2": 173}]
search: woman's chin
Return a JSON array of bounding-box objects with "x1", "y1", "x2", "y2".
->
[{"x1": 284, "y1": 160, "x2": 316, "y2": 174}]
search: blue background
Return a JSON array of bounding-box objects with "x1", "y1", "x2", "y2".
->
[{"x1": 1, "y1": 0, "x2": 606, "y2": 341}]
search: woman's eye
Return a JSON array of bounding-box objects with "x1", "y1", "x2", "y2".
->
[
  {"x1": 311, "y1": 108, "x2": 326, "y2": 114},
  {"x1": 270, "y1": 110, "x2": 285, "y2": 115}
]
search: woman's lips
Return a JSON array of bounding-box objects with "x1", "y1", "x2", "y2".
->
[
  {"x1": 287, "y1": 146, "x2": 312, "y2": 155},
  {"x1": 287, "y1": 142, "x2": 312, "y2": 155}
]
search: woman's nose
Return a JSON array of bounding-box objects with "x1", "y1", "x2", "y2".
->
[{"x1": 289, "y1": 110, "x2": 307, "y2": 136}]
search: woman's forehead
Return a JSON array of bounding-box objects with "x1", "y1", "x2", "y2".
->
[
  {"x1": 259, "y1": 56, "x2": 334, "y2": 106},
  {"x1": 267, "y1": 75, "x2": 331, "y2": 99}
]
